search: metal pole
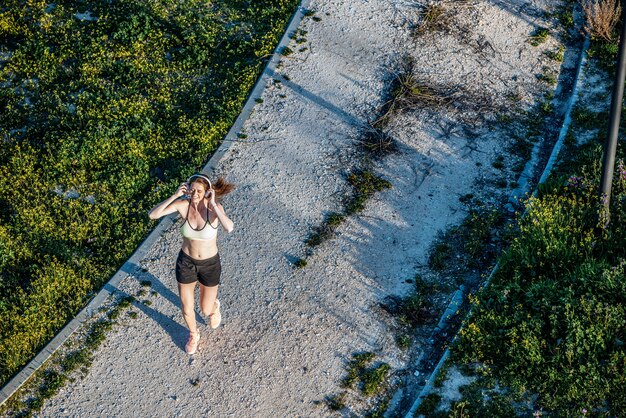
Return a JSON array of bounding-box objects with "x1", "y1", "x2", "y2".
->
[{"x1": 599, "y1": 2, "x2": 626, "y2": 224}]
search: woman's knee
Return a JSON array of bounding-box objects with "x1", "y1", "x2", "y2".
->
[{"x1": 181, "y1": 307, "x2": 195, "y2": 318}]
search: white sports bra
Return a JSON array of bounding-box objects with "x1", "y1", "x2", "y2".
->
[{"x1": 181, "y1": 201, "x2": 217, "y2": 241}]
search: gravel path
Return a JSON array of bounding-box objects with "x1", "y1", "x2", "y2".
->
[{"x1": 38, "y1": 0, "x2": 564, "y2": 416}]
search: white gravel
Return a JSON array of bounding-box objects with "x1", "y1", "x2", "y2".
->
[{"x1": 37, "y1": 0, "x2": 563, "y2": 416}]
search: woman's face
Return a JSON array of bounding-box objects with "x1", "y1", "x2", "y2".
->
[{"x1": 188, "y1": 181, "x2": 206, "y2": 203}]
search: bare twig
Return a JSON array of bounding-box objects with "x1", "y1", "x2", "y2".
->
[{"x1": 581, "y1": 0, "x2": 621, "y2": 42}]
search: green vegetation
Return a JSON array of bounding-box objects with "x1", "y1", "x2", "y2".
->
[
  {"x1": 383, "y1": 275, "x2": 442, "y2": 328},
  {"x1": 544, "y1": 46, "x2": 565, "y2": 62},
  {"x1": 587, "y1": 40, "x2": 619, "y2": 71},
  {"x1": 333, "y1": 351, "x2": 390, "y2": 412},
  {"x1": 0, "y1": 0, "x2": 299, "y2": 387},
  {"x1": 449, "y1": 378, "x2": 516, "y2": 417},
  {"x1": 491, "y1": 155, "x2": 505, "y2": 169},
  {"x1": 345, "y1": 170, "x2": 392, "y2": 214},
  {"x1": 416, "y1": 393, "x2": 442, "y2": 416},
  {"x1": 325, "y1": 392, "x2": 347, "y2": 411},
  {"x1": 293, "y1": 258, "x2": 307, "y2": 268},
  {"x1": 342, "y1": 352, "x2": 376, "y2": 389},
  {"x1": 395, "y1": 333, "x2": 411, "y2": 350},
  {"x1": 452, "y1": 146, "x2": 626, "y2": 415},
  {"x1": 537, "y1": 69, "x2": 558, "y2": 86},
  {"x1": 361, "y1": 363, "x2": 390, "y2": 396},
  {"x1": 438, "y1": 13, "x2": 626, "y2": 416},
  {"x1": 428, "y1": 203, "x2": 506, "y2": 273},
  {"x1": 415, "y1": 4, "x2": 451, "y2": 35},
  {"x1": 441, "y1": 33, "x2": 626, "y2": 413},
  {"x1": 529, "y1": 27, "x2": 550, "y2": 46}
]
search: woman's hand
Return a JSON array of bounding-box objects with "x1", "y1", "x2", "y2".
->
[
  {"x1": 148, "y1": 183, "x2": 187, "y2": 220},
  {"x1": 207, "y1": 188, "x2": 217, "y2": 208},
  {"x1": 176, "y1": 182, "x2": 189, "y2": 198}
]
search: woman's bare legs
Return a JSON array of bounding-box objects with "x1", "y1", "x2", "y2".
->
[
  {"x1": 178, "y1": 281, "x2": 198, "y2": 333},
  {"x1": 199, "y1": 284, "x2": 219, "y2": 316}
]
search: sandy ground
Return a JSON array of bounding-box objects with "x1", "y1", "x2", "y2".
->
[{"x1": 37, "y1": 0, "x2": 564, "y2": 416}]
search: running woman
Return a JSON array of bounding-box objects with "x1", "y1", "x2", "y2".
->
[{"x1": 149, "y1": 174, "x2": 234, "y2": 354}]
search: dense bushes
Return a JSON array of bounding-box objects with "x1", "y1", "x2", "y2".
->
[
  {"x1": 453, "y1": 145, "x2": 626, "y2": 414},
  {"x1": 0, "y1": 0, "x2": 298, "y2": 386}
]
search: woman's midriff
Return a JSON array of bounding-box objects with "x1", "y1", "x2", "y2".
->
[{"x1": 181, "y1": 237, "x2": 218, "y2": 260}]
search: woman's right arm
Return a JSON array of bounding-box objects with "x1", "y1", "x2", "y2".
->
[{"x1": 148, "y1": 183, "x2": 188, "y2": 220}]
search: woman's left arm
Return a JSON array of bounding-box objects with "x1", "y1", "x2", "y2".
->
[{"x1": 210, "y1": 201, "x2": 234, "y2": 233}]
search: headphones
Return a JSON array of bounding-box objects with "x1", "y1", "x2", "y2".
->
[{"x1": 187, "y1": 174, "x2": 212, "y2": 197}]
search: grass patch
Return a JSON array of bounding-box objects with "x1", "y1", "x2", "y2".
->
[
  {"x1": 357, "y1": 123, "x2": 397, "y2": 155},
  {"x1": 492, "y1": 155, "x2": 505, "y2": 170},
  {"x1": 325, "y1": 392, "x2": 347, "y2": 411},
  {"x1": 537, "y1": 70, "x2": 558, "y2": 86},
  {"x1": 495, "y1": 178, "x2": 508, "y2": 188},
  {"x1": 544, "y1": 45, "x2": 565, "y2": 62},
  {"x1": 382, "y1": 275, "x2": 441, "y2": 328},
  {"x1": 529, "y1": 27, "x2": 550, "y2": 46},
  {"x1": 415, "y1": 4, "x2": 452, "y2": 35},
  {"x1": 374, "y1": 56, "x2": 457, "y2": 131},
  {"x1": 339, "y1": 352, "x2": 390, "y2": 397},
  {"x1": 361, "y1": 363, "x2": 391, "y2": 396},
  {"x1": 364, "y1": 394, "x2": 392, "y2": 418},
  {"x1": 540, "y1": 99, "x2": 554, "y2": 115},
  {"x1": 416, "y1": 393, "x2": 442, "y2": 416},
  {"x1": 555, "y1": 7, "x2": 574, "y2": 31},
  {"x1": 429, "y1": 242, "x2": 453, "y2": 271},
  {"x1": 345, "y1": 170, "x2": 392, "y2": 215},
  {"x1": 428, "y1": 202, "x2": 508, "y2": 274},
  {"x1": 395, "y1": 334, "x2": 411, "y2": 350},
  {"x1": 342, "y1": 352, "x2": 376, "y2": 389}
]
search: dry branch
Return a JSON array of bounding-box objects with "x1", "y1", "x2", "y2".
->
[{"x1": 581, "y1": 0, "x2": 621, "y2": 42}]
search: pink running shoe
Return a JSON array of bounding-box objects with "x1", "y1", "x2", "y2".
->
[
  {"x1": 185, "y1": 330, "x2": 200, "y2": 355},
  {"x1": 210, "y1": 299, "x2": 221, "y2": 329}
]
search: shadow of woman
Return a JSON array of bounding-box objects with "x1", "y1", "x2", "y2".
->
[{"x1": 111, "y1": 262, "x2": 210, "y2": 352}]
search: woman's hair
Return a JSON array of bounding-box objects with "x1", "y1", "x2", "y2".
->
[
  {"x1": 189, "y1": 174, "x2": 235, "y2": 200},
  {"x1": 212, "y1": 176, "x2": 235, "y2": 199}
]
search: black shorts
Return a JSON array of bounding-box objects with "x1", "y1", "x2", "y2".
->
[{"x1": 175, "y1": 251, "x2": 221, "y2": 287}]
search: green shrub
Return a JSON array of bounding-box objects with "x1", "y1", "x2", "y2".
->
[
  {"x1": 453, "y1": 153, "x2": 626, "y2": 415},
  {"x1": 361, "y1": 363, "x2": 390, "y2": 396}
]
